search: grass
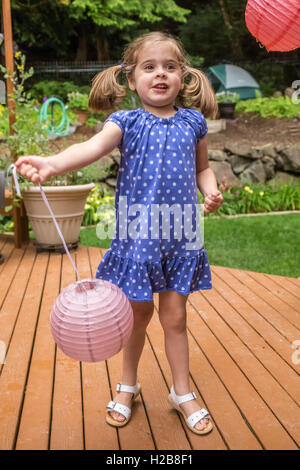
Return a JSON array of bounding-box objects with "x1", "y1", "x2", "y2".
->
[
  {"x1": 79, "y1": 213, "x2": 300, "y2": 278},
  {"x1": 203, "y1": 213, "x2": 300, "y2": 278}
]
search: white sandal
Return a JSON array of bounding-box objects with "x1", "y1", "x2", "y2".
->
[
  {"x1": 106, "y1": 382, "x2": 141, "y2": 427},
  {"x1": 168, "y1": 385, "x2": 213, "y2": 435}
]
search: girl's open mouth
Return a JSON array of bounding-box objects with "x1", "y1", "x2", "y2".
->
[{"x1": 152, "y1": 83, "x2": 168, "y2": 92}]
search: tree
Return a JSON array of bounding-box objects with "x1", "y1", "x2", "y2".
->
[
  {"x1": 68, "y1": 0, "x2": 191, "y2": 61},
  {"x1": 10, "y1": 0, "x2": 77, "y2": 59},
  {"x1": 218, "y1": 0, "x2": 244, "y2": 61},
  {"x1": 9, "y1": 0, "x2": 190, "y2": 61}
]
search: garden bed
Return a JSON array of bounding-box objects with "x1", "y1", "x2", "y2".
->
[
  {"x1": 206, "y1": 112, "x2": 300, "y2": 150},
  {"x1": 43, "y1": 111, "x2": 300, "y2": 154},
  {"x1": 1, "y1": 111, "x2": 299, "y2": 155}
]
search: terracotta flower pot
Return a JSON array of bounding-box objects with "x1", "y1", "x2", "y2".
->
[
  {"x1": 74, "y1": 109, "x2": 88, "y2": 124},
  {"x1": 22, "y1": 183, "x2": 94, "y2": 251}
]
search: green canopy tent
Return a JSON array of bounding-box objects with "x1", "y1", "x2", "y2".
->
[{"x1": 206, "y1": 64, "x2": 263, "y2": 100}]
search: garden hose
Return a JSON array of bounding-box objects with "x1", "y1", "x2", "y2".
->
[{"x1": 40, "y1": 97, "x2": 70, "y2": 137}]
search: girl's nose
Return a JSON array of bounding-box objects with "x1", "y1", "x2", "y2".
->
[{"x1": 156, "y1": 67, "x2": 166, "y2": 77}]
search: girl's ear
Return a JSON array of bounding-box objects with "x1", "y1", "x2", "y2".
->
[{"x1": 128, "y1": 76, "x2": 136, "y2": 92}]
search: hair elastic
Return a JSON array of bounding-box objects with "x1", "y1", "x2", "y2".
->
[{"x1": 120, "y1": 63, "x2": 125, "y2": 72}]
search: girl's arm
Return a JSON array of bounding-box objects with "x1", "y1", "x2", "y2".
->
[
  {"x1": 15, "y1": 121, "x2": 122, "y2": 184},
  {"x1": 195, "y1": 137, "x2": 223, "y2": 213}
]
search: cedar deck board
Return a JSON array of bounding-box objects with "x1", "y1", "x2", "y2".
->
[{"x1": 0, "y1": 240, "x2": 299, "y2": 450}]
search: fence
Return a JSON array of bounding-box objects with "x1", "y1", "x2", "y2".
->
[{"x1": 28, "y1": 60, "x2": 117, "y2": 85}]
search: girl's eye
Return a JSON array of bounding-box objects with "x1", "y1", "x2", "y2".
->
[
  {"x1": 144, "y1": 65, "x2": 153, "y2": 70},
  {"x1": 167, "y1": 64, "x2": 176, "y2": 70}
]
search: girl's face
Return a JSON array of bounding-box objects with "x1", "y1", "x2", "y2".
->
[{"x1": 128, "y1": 41, "x2": 184, "y2": 115}]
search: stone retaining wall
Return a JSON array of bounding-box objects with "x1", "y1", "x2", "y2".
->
[
  {"x1": 208, "y1": 143, "x2": 300, "y2": 185},
  {"x1": 97, "y1": 144, "x2": 300, "y2": 196}
]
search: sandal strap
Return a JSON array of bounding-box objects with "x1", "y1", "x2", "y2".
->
[
  {"x1": 171, "y1": 386, "x2": 197, "y2": 405},
  {"x1": 187, "y1": 409, "x2": 210, "y2": 428},
  {"x1": 106, "y1": 401, "x2": 131, "y2": 420},
  {"x1": 116, "y1": 383, "x2": 139, "y2": 395}
]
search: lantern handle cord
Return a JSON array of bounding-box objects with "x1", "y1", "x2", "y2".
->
[{"x1": 8, "y1": 164, "x2": 82, "y2": 283}]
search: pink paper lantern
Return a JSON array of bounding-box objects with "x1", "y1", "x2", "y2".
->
[
  {"x1": 50, "y1": 279, "x2": 133, "y2": 362},
  {"x1": 245, "y1": 0, "x2": 300, "y2": 52}
]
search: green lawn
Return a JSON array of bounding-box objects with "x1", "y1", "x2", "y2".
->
[
  {"x1": 203, "y1": 213, "x2": 300, "y2": 278},
  {"x1": 79, "y1": 213, "x2": 300, "y2": 278}
]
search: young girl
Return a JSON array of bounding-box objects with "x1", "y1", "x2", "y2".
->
[{"x1": 16, "y1": 31, "x2": 223, "y2": 436}]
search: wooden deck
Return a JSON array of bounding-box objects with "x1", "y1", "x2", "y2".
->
[{"x1": 0, "y1": 237, "x2": 299, "y2": 451}]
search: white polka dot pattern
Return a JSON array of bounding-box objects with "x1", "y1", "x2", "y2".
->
[{"x1": 96, "y1": 107, "x2": 212, "y2": 301}]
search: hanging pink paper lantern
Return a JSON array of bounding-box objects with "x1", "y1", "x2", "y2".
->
[
  {"x1": 245, "y1": 0, "x2": 300, "y2": 52},
  {"x1": 50, "y1": 279, "x2": 133, "y2": 362}
]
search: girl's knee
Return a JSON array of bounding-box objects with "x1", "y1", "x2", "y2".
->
[
  {"x1": 130, "y1": 300, "x2": 154, "y2": 329},
  {"x1": 159, "y1": 308, "x2": 186, "y2": 334},
  {"x1": 158, "y1": 291, "x2": 187, "y2": 333}
]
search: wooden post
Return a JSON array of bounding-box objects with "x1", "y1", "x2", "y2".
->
[
  {"x1": 2, "y1": 0, "x2": 15, "y2": 133},
  {"x1": 2, "y1": 0, "x2": 28, "y2": 247}
]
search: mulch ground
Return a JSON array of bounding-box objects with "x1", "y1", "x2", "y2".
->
[
  {"x1": 1, "y1": 112, "x2": 298, "y2": 158},
  {"x1": 50, "y1": 111, "x2": 300, "y2": 153},
  {"x1": 206, "y1": 112, "x2": 300, "y2": 150}
]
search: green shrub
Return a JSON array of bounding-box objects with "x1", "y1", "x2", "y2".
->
[
  {"x1": 82, "y1": 183, "x2": 115, "y2": 226},
  {"x1": 236, "y1": 95, "x2": 300, "y2": 119},
  {"x1": 67, "y1": 91, "x2": 89, "y2": 110},
  {"x1": 30, "y1": 80, "x2": 90, "y2": 103},
  {"x1": 0, "y1": 214, "x2": 14, "y2": 232},
  {"x1": 199, "y1": 180, "x2": 300, "y2": 216}
]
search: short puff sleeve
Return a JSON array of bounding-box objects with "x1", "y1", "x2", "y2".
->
[
  {"x1": 104, "y1": 110, "x2": 128, "y2": 134},
  {"x1": 183, "y1": 108, "x2": 208, "y2": 142}
]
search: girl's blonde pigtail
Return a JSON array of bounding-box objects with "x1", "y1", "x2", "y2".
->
[
  {"x1": 179, "y1": 66, "x2": 218, "y2": 119},
  {"x1": 88, "y1": 65, "x2": 127, "y2": 110}
]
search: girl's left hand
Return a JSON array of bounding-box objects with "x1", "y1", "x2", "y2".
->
[{"x1": 204, "y1": 190, "x2": 223, "y2": 214}]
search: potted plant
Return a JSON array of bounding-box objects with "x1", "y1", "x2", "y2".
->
[
  {"x1": 216, "y1": 91, "x2": 240, "y2": 119},
  {"x1": 21, "y1": 174, "x2": 94, "y2": 252},
  {"x1": 1, "y1": 52, "x2": 94, "y2": 251}
]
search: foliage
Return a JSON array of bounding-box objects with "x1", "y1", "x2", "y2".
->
[
  {"x1": 178, "y1": 1, "x2": 248, "y2": 64},
  {"x1": 118, "y1": 87, "x2": 142, "y2": 111},
  {"x1": 82, "y1": 183, "x2": 115, "y2": 227},
  {"x1": 242, "y1": 63, "x2": 288, "y2": 98},
  {"x1": 30, "y1": 80, "x2": 90, "y2": 102},
  {"x1": 0, "y1": 51, "x2": 34, "y2": 104},
  {"x1": 5, "y1": 103, "x2": 50, "y2": 157},
  {"x1": 69, "y1": 0, "x2": 190, "y2": 27},
  {"x1": 0, "y1": 214, "x2": 14, "y2": 233},
  {"x1": 85, "y1": 111, "x2": 106, "y2": 126},
  {"x1": 67, "y1": 91, "x2": 89, "y2": 110},
  {"x1": 0, "y1": 52, "x2": 99, "y2": 192},
  {"x1": 199, "y1": 180, "x2": 300, "y2": 216},
  {"x1": 185, "y1": 55, "x2": 205, "y2": 69},
  {"x1": 42, "y1": 159, "x2": 112, "y2": 186},
  {"x1": 236, "y1": 95, "x2": 300, "y2": 119},
  {"x1": 11, "y1": 0, "x2": 190, "y2": 60},
  {"x1": 11, "y1": 0, "x2": 77, "y2": 59},
  {"x1": 0, "y1": 52, "x2": 51, "y2": 166},
  {"x1": 0, "y1": 105, "x2": 9, "y2": 142},
  {"x1": 216, "y1": 91, "x2": 240, "y2": 103},
  {"x1": 9, "y1": 0, "x2": 296, "y2": 94}
]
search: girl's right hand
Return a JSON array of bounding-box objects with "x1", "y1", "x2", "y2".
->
[{"x1": 14, "y1": 156, "x2": 55, "y2": 184}]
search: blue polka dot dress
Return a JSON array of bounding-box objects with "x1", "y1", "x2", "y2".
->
[{"x1": 95, "y1": 107, "x2": 212, "y2": 301}]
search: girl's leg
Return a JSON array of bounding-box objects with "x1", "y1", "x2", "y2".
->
[
  {"x1": 109, "y1": 299, "x2": 154, "y2": 422},
  {"x1": 158, "y1": 290, "x2": 209, "y2": 431}
]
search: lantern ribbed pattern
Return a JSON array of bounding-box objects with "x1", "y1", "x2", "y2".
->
[
  {"x1": 50, "y1": 279, "x2": 133, "y2": 362},
  {"x1": 245, "y1": 0, "x2": 300, "y2": 52}
]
